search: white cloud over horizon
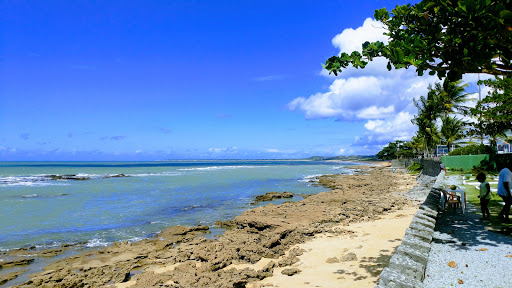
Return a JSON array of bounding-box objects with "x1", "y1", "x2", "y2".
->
[{"x1": 288, "y1": 18, "x2": 442, "y2": 154}]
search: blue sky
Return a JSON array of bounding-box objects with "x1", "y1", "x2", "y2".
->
[{"x1": 2, "y1": 0, "x2": 478, "y2": 161}]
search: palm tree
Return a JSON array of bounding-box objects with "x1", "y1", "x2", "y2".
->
[
  {"x1": 440, "y1": 116, "x2": 466, "y2": 152},
  {"x1": 436, "y1": 78, "x2": 471, "y2": 117},
  {"x1": 412, "y1": 86, "x2": 441, "y2": 156}
]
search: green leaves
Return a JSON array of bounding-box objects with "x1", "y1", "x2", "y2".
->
[
  {"x1": 469, "y1": 77, "x2": 512, "y2": 143},
  {"x1": 374, "y1": 8, "x2": 390, "y2": 22},
  {"x1": 325, "y1": 0, "x2": 512, "y2": 80}
]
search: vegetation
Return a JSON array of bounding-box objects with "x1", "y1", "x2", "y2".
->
[
  {"x1": 467, "y1": 76, "x2": 512, "y2": 148},
  {"x1": 376, "y1": 140, "x2": 419, "y2": 160},
  {"x1": 440, "y1": 116, "x2": 466, "y2": 151},
  {"x1": 323, "y1": 0, "x2": 512, "y2": 81},
  {"x1": 407, "y1": 162, "x2": 422, "y2": 174},
  {"x1": 327, "y1": 0, "x2": 512, "y2": 158},
  {"x1": 411, "y1": 78, "x2": 469, "y2": 156},
  {"x1": 308, "y1": 155, "x2": 377, "y2": 161},
  {"x1": 448, "y1": 143, "x2": 493, "y2": 155},
  {"x1": 464, "y1": 183, "x2": 511, "y2": 228}
]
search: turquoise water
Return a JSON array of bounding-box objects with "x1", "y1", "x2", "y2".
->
[{"x1": 0, "y1": 160, "x2": 355, "y2": 251}]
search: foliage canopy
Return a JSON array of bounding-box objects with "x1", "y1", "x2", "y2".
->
[
  {"x1": 468, "y1": 76, "x2": 512, "y2": 145},
  {"x1": 324, "y1": 0, "x2": 512, "y2": 80}
]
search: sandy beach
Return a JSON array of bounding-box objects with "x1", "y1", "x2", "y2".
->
[{"x1": 7, "y1": 164, "x2": 418, "y2": 288}]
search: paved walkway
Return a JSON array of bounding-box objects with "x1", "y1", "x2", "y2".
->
[{"x1": 423, "y1": 200, "x2": 512, "y2": 288}]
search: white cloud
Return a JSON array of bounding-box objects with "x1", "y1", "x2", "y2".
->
[
  {"x1": 332, "y1": 18, "x2": 388, "y2": 54},
  {"x1": 253, "y1": 75, "x2": 287, "y2": 81},
  {"x1": 265, "y1": 148, "x2": 281, "y2": 153},
  {"x1": 208, "y1": 147, "x2": 238, "y2": 153},
  {"x1": 289, "y1": 18, "x2": 442, "y2": 152}
]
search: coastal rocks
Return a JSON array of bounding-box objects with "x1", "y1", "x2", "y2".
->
[
  {"x1": 0, "y1": 258, "x2": 34, "y2": 268},
  {"x1": 281, "y1": 268, "x2": 301, "y2": 276},
  {"x1": 326, "y1": 257, "x2": 340, "y2": 263},
  {"x1": 251, "y1": 192, "x2": 294, "y2": 204},
  {"x1": 0, "y1": 270, "x2": 27, "y2": 286},
  {"x1": 46, "y1": 174, "x2": 130, "y2": 181},
  {"x1": 12, "y1": 166, "x2": 418, "y2": 288},
  {"x1": 159, "y1": 224, "x2": 210, "y2": 235},
  {"x1": 340, "y1": 252, "x2": 358, "y2": 262},
  {"x1": 48, "y1": 174, "x2": 91, "y2": 180}
]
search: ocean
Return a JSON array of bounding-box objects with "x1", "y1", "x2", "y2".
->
[{"x1": 0, "y1": 160, "x2": 356, "y2": 251}]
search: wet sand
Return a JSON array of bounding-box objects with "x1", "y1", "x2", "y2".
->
[{"x1": 8, "y1": 163, "x2": 418, "y2": 288}]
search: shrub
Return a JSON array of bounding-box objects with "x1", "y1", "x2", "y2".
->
[
  {"x1": 448, "y1": 144, "x2": 493, "y2": 156},
  {"x1": 407, "y1": 162, "x2": 422, "y2": 174}
]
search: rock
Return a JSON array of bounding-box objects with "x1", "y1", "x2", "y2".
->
[
  {"x1": 326, "y1": 257, "x2": 339, "y2": 263},
  {"x1": 278, "y1": 255, "x2": 300, "y2": 267},
  {"x1": 0, "y1": 270, "x2": 27, "y2": 286},
  {"x1": 109, "y1": 174, "x2": 129, "y2": 178},
  {"x1": 260, "y1": 261, "x2": 277, "y2": 273},
  {"x1": 281, "y1": 268, "x2": 301, "y2": 276},
  {"x1": 0, "y1": 258, "x2": 35, "y2": 268},
  {"x1": 340, "y1": 252, "x2": 358, "y2": 262},
  {"x1": 252, "y1": 192, "x2": 294, "y2": 204},
  {"x1": 158, "y1": 225, "x2": 210, "y2": 237},
  {"x1": 48, "y1": 174, "x2": 91, "y2": 181},
  {"x1": 11, "y1": 166, "x2": 419, "y2": 288},
  {"x1": 153, "y1": 225, "x2": 210, "y2": 248}
]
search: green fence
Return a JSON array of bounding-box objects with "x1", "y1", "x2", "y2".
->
[{"x1": 441, "y1": 154, "x2": 489, "y2": 170}]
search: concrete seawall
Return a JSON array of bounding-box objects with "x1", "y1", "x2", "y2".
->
[
  {"x1": 392, "y1": 159, "x2": 442, "y2": 177},
  {"x1": 375, "y1": 170, "x2": 445, "y2": 288}
]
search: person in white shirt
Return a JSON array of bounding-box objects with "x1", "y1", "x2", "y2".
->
[{"x1": 497, "y1": 165, "x2": 512, "y2": 223}]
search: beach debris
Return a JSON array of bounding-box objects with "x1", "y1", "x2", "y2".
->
[
  {"x1": 477, "y1": 248, "x2": 488, "y2": 251},
  {"x1": 506, "y1": 255, "x2": 512, "y2": 257},
  {"x1": 281, "y1": 268, "x2": 301, "y2": 276},
  {"x1": 340, "y1": 252, "x2": 358, "y2": 262},
  {"x1": 448, "y1": 261, "x2": 457, "y2": 268},
  {"x1": 458, "y1": 279, "x2": 464, "y2": 284}
]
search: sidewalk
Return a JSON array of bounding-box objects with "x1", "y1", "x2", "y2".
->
[{"x1": 423, "y1": 203, "x2": 512, "y2": 288}]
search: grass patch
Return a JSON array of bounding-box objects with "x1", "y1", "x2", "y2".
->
[{"x1": 463, "y1": 183, "x2": 511, "y2": 229}]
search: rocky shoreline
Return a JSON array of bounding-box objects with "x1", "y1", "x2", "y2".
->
[{"x1": 3, "y1": 164, "x2": 417, "y2": 288}]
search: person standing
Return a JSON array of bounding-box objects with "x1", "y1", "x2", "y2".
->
[
  {"x1": 497, "y1": 164, "x2": 512, "y2": 223},
  {"x1": 477, "y1": 172, "x2": 491, "y2": 220}
]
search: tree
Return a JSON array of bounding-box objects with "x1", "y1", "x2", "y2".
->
[
  {"x1": 376, "y1": 141, "x2": 399, "y2": 160},
  {"x1": 436, "y1": 78, "x2": 471, "y2": 117},
  {"x1": 412, "y1": 86, "x2": 441, "y2": 155},
  {"x1": 376, "y1": 140, "x2": 417, "y2": 160},
  {"x1": 396, "y1": 141, "x2": 418, "y2": 158},
  {"x1": 440, "y1": 115, "x2": 466, "y2": 152},
  {"x1": 323, "y1": 0, "x2": 512, "y2": 81},
  {"x1": 468, "y1": 76, "x2": 512, "y2": 148}
]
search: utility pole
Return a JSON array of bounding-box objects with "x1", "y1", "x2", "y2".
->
[{"x1": 478, "y1": 73, "x2": 483, "y2": 145}]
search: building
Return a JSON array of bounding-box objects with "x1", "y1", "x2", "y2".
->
[{"x1": 497, "y1": 141, "x2": 511, "y2": 154}]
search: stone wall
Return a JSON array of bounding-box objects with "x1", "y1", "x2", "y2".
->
[
  {"x1": 375, "y1": 171, "x2": 445, "y2": 288},
  {"x1": 391, "y1": 159, "x2": 442, "y2": 177},
  {"x1": 420, "y1": 160, "x2": 442, "y2": 177}
]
